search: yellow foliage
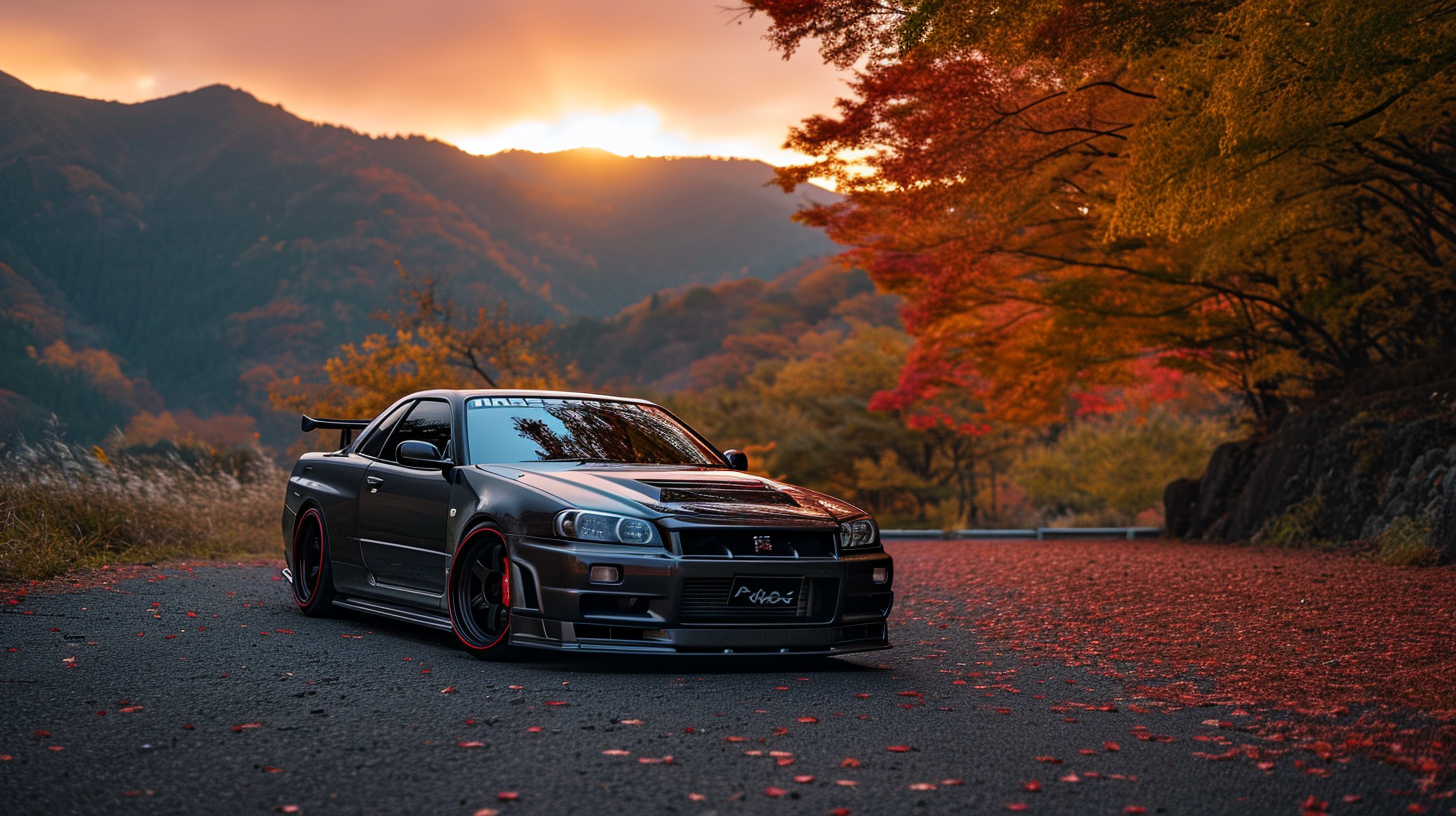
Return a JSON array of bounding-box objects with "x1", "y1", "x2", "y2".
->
[{"x1": 270, "y1": 264, "x2": 569, "y2": 420}]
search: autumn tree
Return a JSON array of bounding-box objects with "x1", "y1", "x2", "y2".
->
[
  {"x1": 746, "y1": 0, "x2": 1456, "y2": 424},
  {"x1": 669, "y1": 322, "x2": 1015, "y2": 527},
  {"x1": 270, "y1": 263, "x2": 567, "y2": 420}
]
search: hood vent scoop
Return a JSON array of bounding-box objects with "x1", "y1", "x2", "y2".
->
[{"x1": 640, "y1": 480, "x2": 800, "y2": 507}]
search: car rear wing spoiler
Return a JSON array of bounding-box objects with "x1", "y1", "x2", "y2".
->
[{"x1": 301, "y1": 415, "x2": 371, "y2": 447}]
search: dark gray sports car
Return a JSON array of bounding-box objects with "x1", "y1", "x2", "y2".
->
[{"x1": 282, "y1": 389, "x2": 893, "y2": 658}]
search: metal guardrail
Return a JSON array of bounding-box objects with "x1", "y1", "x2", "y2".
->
[{"x1": 880, "y1": 526, "x2": 1163, "y2": 541}]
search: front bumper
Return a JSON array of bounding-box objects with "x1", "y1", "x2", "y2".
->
[{"x1": 502, "y1": 536, "x2": 894, "y2": 655}]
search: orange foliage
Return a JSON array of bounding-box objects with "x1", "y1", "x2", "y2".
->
[
  {"x1": 30, "y1": 340, "x2": 138, "y2": 405},
  {"x1": 270, "y1": 264, "x2": 567, "y2": 421},
  {"x1": 118, "y1": 410, "x2": 259, "y2": 449}
]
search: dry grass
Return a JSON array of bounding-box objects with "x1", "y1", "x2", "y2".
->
[
  {"x1": 1372, "y1": 514, "x2": 1440, "y2": 567},
  {"x1": 0, "y1": 435, "x2": 283, "y2": 583}
]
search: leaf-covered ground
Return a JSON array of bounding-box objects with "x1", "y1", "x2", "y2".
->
[
  {"x1": 1, "y1": 543, "x2": 1452, "y2": 814},
  {"x1": 894, "y1": 540, "x2": 1456, "y2": 791}
]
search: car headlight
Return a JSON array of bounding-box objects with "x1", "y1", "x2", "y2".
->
[
  {"x1": 840, "y1": 518, "x2": 878, "y2": 549},
  {"x1": 555, "y1": 510, "x2": 661, "y2": 546}
]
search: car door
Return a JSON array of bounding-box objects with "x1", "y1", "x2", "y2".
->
[{"x1": 357, "y1": 398, "x2": 454, "y2": 595}]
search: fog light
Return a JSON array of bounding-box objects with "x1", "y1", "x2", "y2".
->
[
  {"x1": 616, "y1": 596, "x2": 647, "y2": 612},
  {"x1": 589, "y1": 565, "x2": 621, "y2": 584},
  {"x1": 872, "y1": 567, "x2": 888, "y2": 584}
]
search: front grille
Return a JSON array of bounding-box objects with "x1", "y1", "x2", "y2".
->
[
  {"x1": 678, "y1": 529, "x2": 836, "y2": 558},
  {"x1": 678, "y1": 577, "x2": 838, "y2": 624}
]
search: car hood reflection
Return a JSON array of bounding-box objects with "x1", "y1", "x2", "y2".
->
[{"x1": 476, "y1": 463, "x2": 857, "y2": 523}]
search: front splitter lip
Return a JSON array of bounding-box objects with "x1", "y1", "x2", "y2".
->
[
  {"x1": 509, "y1": 636, "x2": 892, "y2": 657},
  {"x1": 507, "y1": 614, "x2": 891, "y2": 656}
]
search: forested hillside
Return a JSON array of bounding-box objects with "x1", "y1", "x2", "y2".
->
[{"x1": 0, "y1": 70, "x2": 835, "y2": 443}]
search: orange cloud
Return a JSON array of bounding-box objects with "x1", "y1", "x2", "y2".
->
[{"x1": 0, "y1": 0, "x2": 848, "y2": 165}]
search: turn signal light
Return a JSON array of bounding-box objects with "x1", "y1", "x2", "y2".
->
[
  {"x1": 589, "y1": 565, "x2": 621, "y2": 584},
  {"x1": 872, "y1": 567, "x2": 889, "y2": 584}
]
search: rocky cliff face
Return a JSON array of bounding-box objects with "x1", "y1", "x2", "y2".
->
[{"x1": 1166, "y1": 360, "x2": 1456, "y2": 563}]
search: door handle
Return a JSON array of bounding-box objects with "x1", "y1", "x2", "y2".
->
[{"x1": 366, "y1": 476, "x2": 384, "y2": 485}]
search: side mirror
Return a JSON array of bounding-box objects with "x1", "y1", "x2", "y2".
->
[
  {"x1": 398, "y1": 440, "x2": 454, "y2": 473},
  {"x1": 723, "y1": 449, "x2": 748, "y2": 471}
]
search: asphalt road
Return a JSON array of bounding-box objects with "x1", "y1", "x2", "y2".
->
[{"x1": 0, "y1": 547, "x2": 1422, "y2": 816}]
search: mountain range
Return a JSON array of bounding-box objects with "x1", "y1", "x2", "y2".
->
[{"x1": 0, "y1": 70, "x2": 840, "y2": 443}]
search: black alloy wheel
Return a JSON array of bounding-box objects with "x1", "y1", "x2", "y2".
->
[
  {"x1": 292, "y1": 508, "x2": 336, "y2": 616},
  {"x1": 450, "y1": 527, "x2": 514, "y2": 656}
]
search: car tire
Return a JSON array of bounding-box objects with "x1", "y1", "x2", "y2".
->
[
  {"x1": 292, "y1": 507, "x2": 337, "y2": 616},
  {"x1": 449, "y1": 524, "x2": 516, "y2": 659}
]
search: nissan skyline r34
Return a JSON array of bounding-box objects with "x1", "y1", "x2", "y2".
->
[{"x1": 281, "y1": 390, "x2": 894, "y2": 657}]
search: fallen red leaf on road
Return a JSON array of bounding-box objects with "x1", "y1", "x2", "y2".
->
[{"x1": 891, "y1": 541, "x2": 1456, "y2": 777}]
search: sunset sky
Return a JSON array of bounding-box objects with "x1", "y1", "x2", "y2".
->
[{"x1": 0, "y1": 0, "x2": 847, "y2": 164}]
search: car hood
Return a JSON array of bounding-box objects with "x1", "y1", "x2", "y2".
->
[{"x1": 475, "y1": 463, "x2": 865, "y2": 524}]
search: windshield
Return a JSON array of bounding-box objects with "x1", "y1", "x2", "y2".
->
[{"x1": 464, "y1": 397, "x2": 720, "y2": 466}]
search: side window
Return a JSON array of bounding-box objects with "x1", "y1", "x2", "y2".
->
[
  {"x1": 358, "y1": 402, "x2": 412, "y2": 459},
  {"x1": 385, "y1": 400, "x2": 453, "y2": 463}
]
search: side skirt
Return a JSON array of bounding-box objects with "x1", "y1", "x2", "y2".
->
[{"x1": 332, "y1": 596, "x2": 454, "y2": 632}]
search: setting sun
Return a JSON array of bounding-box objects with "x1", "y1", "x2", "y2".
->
[
  {"x1": 446, "y1": 105, "x2": 779, "y2": 163},
  {"x1": 0, "y1": 0, "x2": 844, "y2": 166}
]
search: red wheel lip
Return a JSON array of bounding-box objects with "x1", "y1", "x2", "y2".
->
[
  {"x1": 449, "y1": 526, "x2": 511, "y2": 651},
  {"x1": 293, "y1": 508, "x2": 325, "y2": 609}
]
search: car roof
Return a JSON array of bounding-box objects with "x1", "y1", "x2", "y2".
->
[{"x1": 404, "y1": 388, "x2": 655, "y2": 406}]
